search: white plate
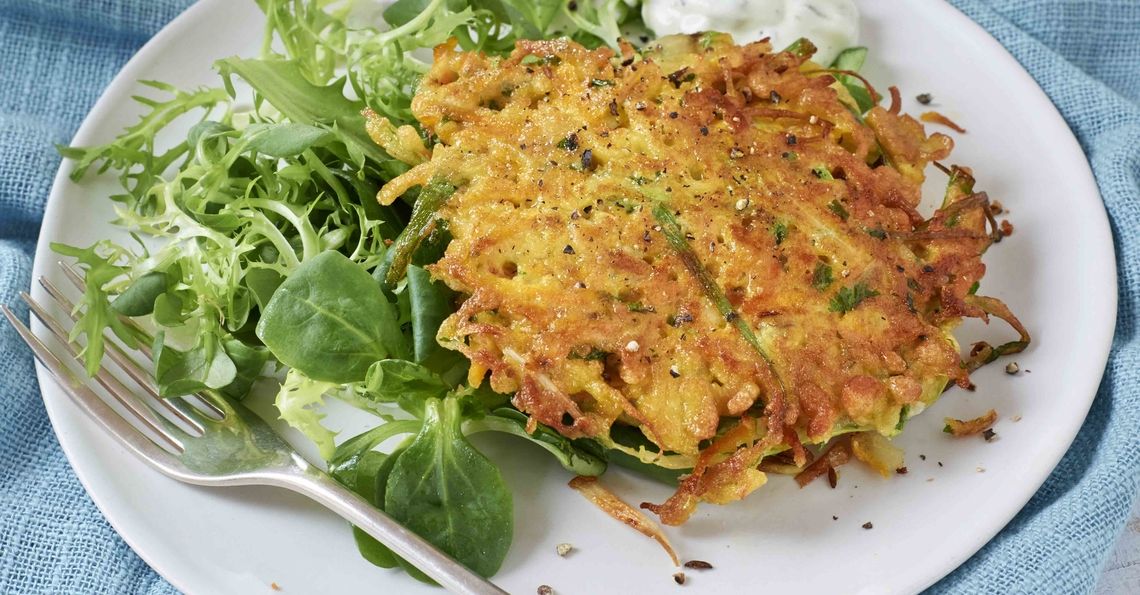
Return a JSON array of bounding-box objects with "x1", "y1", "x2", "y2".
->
[{"x1": 31, "y1": 1, "x2": 1116, "y2": 593}]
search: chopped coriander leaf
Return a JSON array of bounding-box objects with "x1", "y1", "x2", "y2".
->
[
  {"x1": 558, "y1": 134, "x2": 579, "y2": 151},
  {"x1": 773, "y1": 221, "x2": 789, "y2": 245},
  {"x1": 829, "y1": 282, "x2": 879, "y2": 315},
  {"x1": 522, "y1": 54, "x2": 561, "y2": 66},
  {"x1": 827, "y1": 200, "x2": 850, "y2": 221},
  {"x1": 626, "y1": 301, "x2": 656, "y2": 313},
  {"x1": 570, "y1": 347, "x2": 609, "y2": 361},
  {"x1": 812, "y1": 263, "x2": 834, "y2": 291}
]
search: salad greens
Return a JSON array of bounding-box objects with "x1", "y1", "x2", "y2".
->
[
  {"x1": 56, "y1": 0, "x2": 875, "y2": 581},
  {"x1": 57, "y1": 0, "x2": 635, "y2": 580},
  {"x1": 256, "y1": 250, "x2": 408, "y2": 384},
  {"x1": 385, "y1": 397, "x2": 513, "y2": 579},
  {"x1": 829, "y1": 46, "x2": 878, "y2": 115}
]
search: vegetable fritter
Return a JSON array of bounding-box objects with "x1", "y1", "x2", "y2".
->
[{"x1": 373, "y1": 34, "x2": 1027, "y2": 525}]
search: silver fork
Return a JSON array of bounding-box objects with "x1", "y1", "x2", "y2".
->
[{"x1": 3, "y1": 264, "x2": 507, "y2": 595}]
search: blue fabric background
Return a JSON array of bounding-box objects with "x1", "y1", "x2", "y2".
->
[{"x1": 0, "y1": 1, "x2": 1136, "y2": 593}]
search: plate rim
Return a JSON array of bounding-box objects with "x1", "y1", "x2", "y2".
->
[
  {"x1": 28, "y1": 0, "x2": 1118, "y2": 593},
  {"x1": 883, "y1": 0, "x2": 1118, "y2": 590}
]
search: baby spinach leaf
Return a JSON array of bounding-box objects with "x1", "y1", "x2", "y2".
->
[
  {"x1": 241, "y1": 122, "x2": 332, "y2": 158},
  {"x1": 385, "y1": 397, "x2": 513, "y2": 579},
  {"x1": 383, "y1": 0, "x2": 432, "y2": 27},
  {"x1": 327, "y1": 419, "x2": 421, "y2": 571},
  {"x1": 453, "y1": 382, "x2": 511, "y2": 418},
  {"x1": 517, "y1": 0, "x2": 562, "y2": 32},
  {"x1": 829, "y1": 282, "x2": 880, "y2": 315},
  {"x1": 362, "y1": 359, "x2": 450, "y2": 418},
  {"x1": 496, "y1": 0, "x2": 561, "y2": 38},
  {"x1": 607, "y1": 449, "x2": 687, "y2": 485},
  {"x1": 152, "y1": 292, "x2": 187, "y2": 327},
  {"x1": 256, "y1": 250, "x2": 409, "y2": 384},
  {"x1": 328, "y1": 419, "x2": 423, "y2": 485},
  {"x1": 606, "y1": 424, "x2": 686, "y2": 484},
  {"x1": 405, "y1": 265, "x2": 467, "y2": 375},
  {"x1": 351, "y1": 449, "x2": 405, "y2": 568},
  {"x1": 110, "y1": 271, "x2": 168, "y2": 316},
  {"x1": 466, "y1": 408, "x2": 607, "y2": 476},
  {"x1": 363, "y1": 360, "x2": 448, "y2": 401},
  {"x1": 244, "y1": 268, "x2": 285, "y2": 311},
  {"x1": 152, "y1": 331, "x2": 237, "y2": 397},
  {"x1": 217, "y1": 339, "x2": 270, "y2": 400}
]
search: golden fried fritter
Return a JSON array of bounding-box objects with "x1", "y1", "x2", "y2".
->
[{"x1": 374, "y1": 34, "x2": 1024, "y2": 524}]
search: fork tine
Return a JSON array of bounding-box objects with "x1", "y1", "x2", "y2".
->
[
  {"x1": 180, "y1": 388, "x2": 225, "y2": 420},
  {"x1": 57, "y1": 261, "x2": 225, "y2": 421},
  {"x1": 37, "y1": 276, "x2": 206, "y2": 433},
  {"x1": 3, "y1": 305, "x2": 187, "y2": 471},
  {"x1": 18, "y1": 293, "x2": 187, "y2": 451}
]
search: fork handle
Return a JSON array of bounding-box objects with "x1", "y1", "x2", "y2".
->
[{"x1": 280, "y1": 468, "x2": 509, "y2": 595}]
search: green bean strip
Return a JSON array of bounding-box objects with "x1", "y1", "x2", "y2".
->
[
  {"x1": 781, "y1": 37, "x2": 816, "y2": 59},
  {"x1": 383, "y1": 176, "x2": 457, "y2": 288},
  {"x1": 651, "y1": 203, "x2": 784, "y2": 391}
]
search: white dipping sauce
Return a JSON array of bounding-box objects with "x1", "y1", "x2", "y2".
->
[{"x1": 642, "y1": 0, "x2": 859, "y2": 65}]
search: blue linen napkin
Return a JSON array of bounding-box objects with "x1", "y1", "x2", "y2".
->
[{"x1": 0, "y1": 1, "x2": 1136, "y2": 592}]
